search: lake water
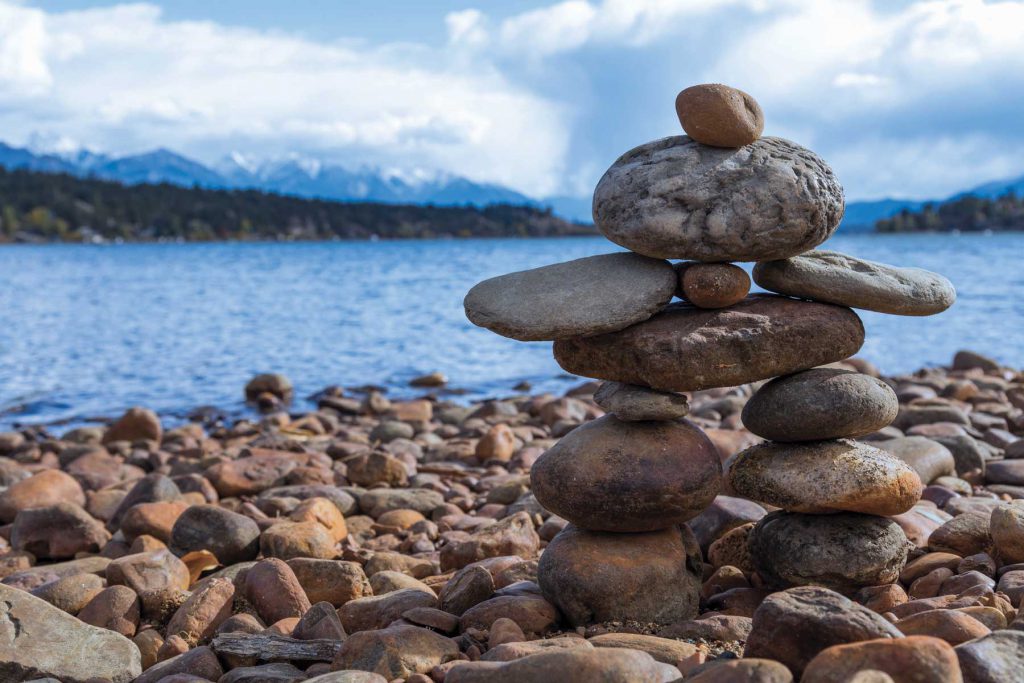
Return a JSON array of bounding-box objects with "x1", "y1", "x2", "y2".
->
[{"x1": 1, "y1": 233, "x2": 1022, "y2": 429}]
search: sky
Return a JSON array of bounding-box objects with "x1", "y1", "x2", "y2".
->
[{"x1": 2, "y1": 0, "x2": 1023, "y2": 201}]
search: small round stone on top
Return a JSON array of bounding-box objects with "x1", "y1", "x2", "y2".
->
[{"x1": 675, "y1": 83, "x2": 764, "y2": 148}]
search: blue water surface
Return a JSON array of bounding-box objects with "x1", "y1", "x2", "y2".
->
[{"x1": 0, "y1": 233, "x2": 1021, "y2": 428}]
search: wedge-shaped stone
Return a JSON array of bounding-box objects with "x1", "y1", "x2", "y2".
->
[
  {"x1": 753, "y1": 250, "x2": 955, "y2": 316},
  {"x1": 531, "y1": 415, "x2": 721, "y2": 532},
  {"x1": 726, "y1": 439, "x2": 922, "y2": 516},
  {"x1": 464, "y1": 252, "x2": 676, "y2": 341},
  {"x1": 593, "y1": 136, "x2": 843, "y2": 262},
  {"x1": 554, "y1": 295, "x2": 864, "y2": 392}
]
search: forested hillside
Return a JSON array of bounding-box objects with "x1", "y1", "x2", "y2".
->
[
  {"x1": 0, "y1": 167, "x2": 593, "y2": 243},
  {"x1": 876, "y1": 193, "x2": 1024, "y2": 233}
]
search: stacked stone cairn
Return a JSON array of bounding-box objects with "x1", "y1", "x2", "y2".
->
[{"x1": 464, "y1": 83, "x2": 957, "y2": 627}]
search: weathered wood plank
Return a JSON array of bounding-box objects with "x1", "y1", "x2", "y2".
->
[{"x1": 211, "y1": 633, "x2": 343, "y2": 662}]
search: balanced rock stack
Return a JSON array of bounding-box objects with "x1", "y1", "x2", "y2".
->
[{"x1": 465, "y1": 83, "x2": 957, "y2": 625}]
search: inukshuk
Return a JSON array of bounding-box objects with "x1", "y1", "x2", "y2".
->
[{"x1": 463, "y1": 83, "x2": 956, "y2": 626}]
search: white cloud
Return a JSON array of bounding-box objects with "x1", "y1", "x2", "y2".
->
[
  {"x1": 1, "y1": 0, "x2": 1023, "y2": 201},
  {"x1": 0, "y1": 1, "x2": 568, "y2": 196}
]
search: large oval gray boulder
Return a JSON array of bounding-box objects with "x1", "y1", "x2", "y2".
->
[
  {"x1": 531, "y1": 415, "x2": 721, "y2": 532},
  {"x1": 749, "y1": 511, "x2": 912, "y2": 592},
  {"x1": 741, "y1": 369, "x2": 898, "y2": 441},
  {"x1": 464, "y1": 253, "x2": 675, "y2": 341},
  {"x1": 593, "y1": 136, "x2": 843, "y2": 262},
  {"x1": 0, "y1": 583, "x2": 142, "y2": 683},
  {"x1": 726, "y1": 439, "x2": 922, "y2": 516},
  {"x1": 554, "y1": 295, "x2": 864, "y2": 392},
  {"x1": 753, "y1": 250, "x2": 955, "y2": 316}
]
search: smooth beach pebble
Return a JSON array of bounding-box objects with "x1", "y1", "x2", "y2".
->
[
  {"x1": 592, "y1": 381, "x2": 689, "y2": 421},
  {"x1": 530, "y1": 414, "x2": 721, "y2": 532},
  {"x1": 726, "y1": 439, "x2": 922, "y2": 516},
  {"x1": 678, "y1": 262, "x2": 751, "y2": 308},
  {"x1": 753, "y1": 250, "x2": 956, "y2": 316},
  {"x1": 748, "y1": 511, "x2": 912, "y2": 592},
  {"x1": 741, "y1": 368, "x2": 899, "y2": 441},
  {"x1": 593, "y1": 136, "x2": 844, "y2": 261},
  {"x1": 675, "y1": 83, "x2": 765, "y2": 148},
  {"x1": 538, "y1": 524, "x2": 702, "y2": 627},
  {"x1": 554, "y1": 295, "x2": 864, "y2": 392},
  {"x1": 463, "y1": 252, "x2": 676, "y2": 341},
  {"x1": 743, "y1": 586, "x2": 903, "y2": 677}
]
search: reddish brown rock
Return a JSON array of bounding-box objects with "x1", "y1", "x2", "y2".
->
[
  {"x1": 287, "y1": 558, "x2": 372, "y2": 607},
  {"x1": 11, "y1": 502, "x2": 111, "y2": 559},
  {"x1": 0, "y1": 469, "x2": 86, "y2": 523},
  {"x1": 727, "y1": 439, "x2": 921, "y2": 515},
  {"x1": 801, "y1": 636, "x2": 962, "y2": 683},
  {"x1": 102, "y1": 406, "x2": 162, "y2": 444},
  {"x1": 679, "y1": 262, "x2": 751, "y2": 309},
  {"x1": 675, "y1": 83, "x2": 764, "y2": 148},
  {"x1": 260, "y1": 521, "x2": 337, "y2": 560},
  {"x1": 553, "y1": 296, "x2": 864, "y2": 392},
  {"x1": 120, "y1": 500, "x2": 190, "y2": 543},
  {"x1": 538, "y1": 524, "x2": 702, "y2": 626},
  {"x1": 165, "y1": 577, "x2": 235, "y2": 643},
  {"x1": 439, "y1": 511, "x2": 539, "y2": 571},
  {"x1": 242, "y1": 558, "x2": 311, "y2": 625},
  {"x1": 77, "y1": 585, "x2": 141, "y2": 637},
  {"x1": 531, "y1": 415, "x2": 721, "y2": 532},
  {"x1": 895, "y1": 609, "x2": 990, "y2": 646}
]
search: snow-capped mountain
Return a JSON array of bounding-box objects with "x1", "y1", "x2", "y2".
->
[
  {"x1": 215, "y1": 153, "x2": 533, "y2": 206},
  {"x1": 4, "y1": 138, "x2": 1022, "y2": 225},
  {"x1": 0, "y1": 140, "x2": 534, "y2": 210}
]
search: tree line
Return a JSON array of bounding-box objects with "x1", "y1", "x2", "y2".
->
[
  {"x1": 0, "y1": 167, "x2": 595, "y2": 243},
  {"x1": 876, "y1": 192, "x2": 1024, "y2": 233}
]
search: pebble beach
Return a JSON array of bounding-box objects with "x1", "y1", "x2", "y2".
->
[{"x1": 0, "y1": 352, "x2": 1023, "y2": 682}]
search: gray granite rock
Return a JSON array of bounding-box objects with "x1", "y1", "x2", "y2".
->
[
  {"x1": 741, "y1": 368, "x2": 898, "y2": 441},
  {"x1": 593, "y1": 381, "x2": 689, "y2": 421},
  {"x1": 753, "y1": 250, "x2": 955, "y2": 316},
  {"x1": 593, "y1": 136, "x2": 843, "y2": 261},
  {"x1": 749, "y1": 511, "x2": 912, "y2": 592},
  {"x1": 464, "y1": 253, "x2": 675, "y2": 341}
]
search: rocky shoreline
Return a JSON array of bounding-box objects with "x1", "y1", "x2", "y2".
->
[{"x1": 0, "y1": 350, "x2": 1022, "y2": 682}]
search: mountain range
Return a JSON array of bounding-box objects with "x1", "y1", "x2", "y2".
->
[{"x1": 2, "y1": 140, "x2": 1022, "y2": 228}]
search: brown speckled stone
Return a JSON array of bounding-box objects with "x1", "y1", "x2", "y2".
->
[
  {"x1": 678, "y1": 262, "x2": 751, "y2": 309},
  {"x1": 675, "y1": 84, "x2": 764, "y2": 148},
  {"x1": 531, "y1": 415, "x2": 721, "y2": 532},
  {"x1": 554, "y1": 295, "x2": 864, "y2": 392},
  {"x1": 726, "y1": 439, "x2": 922, "y2": 516},
  {"x1": 749, "y1": 512, "x2": 912, "y2": 592}
]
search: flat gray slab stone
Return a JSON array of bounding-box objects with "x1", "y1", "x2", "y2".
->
[
  {"x1": 0, "y1": 583, "x2": 142, "y2": 683},
  {"x1": 593, "y1": 136, "x2": 844, "y2": 262},
  {"x1": 753, "y1": 250, "x2": 956, "y2": 316},
  {"x1": 464, "y1": 252, "x2": 675, "y2": 341}
]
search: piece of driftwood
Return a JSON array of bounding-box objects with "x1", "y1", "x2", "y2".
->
[{"x1": 211, "y1": 632, "x2": 343, "y2": 661}]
